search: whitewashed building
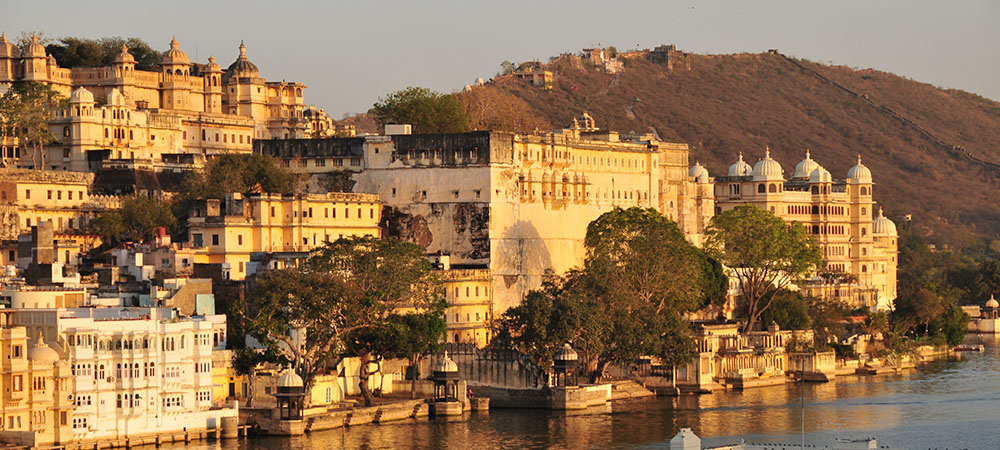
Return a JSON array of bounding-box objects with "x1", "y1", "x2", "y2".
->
[{"x1": 8, "y1": 304, "x2": 234, "y2": 444}]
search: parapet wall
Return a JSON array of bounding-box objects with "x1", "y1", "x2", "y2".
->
[{"x1": 440, "y1": 343, "x2": 546, "y2": 390}]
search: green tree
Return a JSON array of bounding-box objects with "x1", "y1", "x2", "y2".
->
[
  {"x1": 182, "y1": 153, "x2": 296, "y2": 200},
  {"x1": 0, "y1": 81, "x2": 65, "y2": 169},
  {"x1": 240, "y1": 236, "x2": 442, "y2": 405},
  {"x1": 759, "y1": 289, "x2": 811, "y2": 330},
  {"x1": 345, "y1": 306, "x2": 447, "y2": 401},
  {"x1": 497, "y1": 208, "x2": 719, "y2": 383},
  {"x1": 370, "y1": 86, "x2": 467, "y2": 134},
  {"x1": 45, "y1": 36, "x2": 160, "y2": 71},
  {"x1": 231, "y1": 347, "x2": 289, "y2": 407},
  {"x1": 704, "y1": 205, "x2": 823, "y2": 332},
  {"x1": 89, "y1": 194, "x2": 177, "y2": 244}
]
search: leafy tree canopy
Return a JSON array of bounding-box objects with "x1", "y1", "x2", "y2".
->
[
  {"x1": 759, "y1": 289, "x2": 811, "y2": 331},
  {"x1": 240, "y1": 236, "x2": 443, "y2": 403},
  {"x1": 46, "y1": 36, "x2": 161, "y2": 71},
  {"x1": 89, "y1": 194, "x2": 177, "y2": 244},
  {"x1": 370, "y1": 86, "x2": 467, "y2": 134},
  {"x1": 497, "y1": 207, "x2": 721, "y2": 382},
  {"x1": 704, "y1": 205, "x2": 823, "y2": 332},
  {"x1": 0, "y1": 81, "x2": 65, "y2": 169},
  {"x1": 182, "y1": 153, "x2": 297, "y2": 200}
]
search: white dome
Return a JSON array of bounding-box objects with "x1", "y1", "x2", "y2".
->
[
  {"x1": 28, "y1": 332, "x2": 60, "y2": 366},
  {"x1": 69, "y1": 87, "x2": 94, "y2": 104},
  {"x1": 22, "y1": 33, "x2": 45, "y2": 58},
  {"x1": 728, "y1": 152, "x2": 752, "y2": 177},
  {"x1": 809, "y1": 166, "x2": 832, "y2": 183},
  {"x1": 107, "y1": 89, "x2": 126, "y2": 106},
  {"x1": 793, "y1": 149, "x2": 821, "y2": 179},
  {"x1": 277, "y1": 369, "x2": 303, "y2": 388},
  {"x1": 434, "y1": 351, "x2": 458, "y2": 373},
  {"x1": 688, "y1": 161, "x2": 709, "y2": 182},
  {"x1": 752, "y1": 148, "x2": 784, "y2": 181},
  {"x1": 872, "y1": 207, "x2": 897, "y2": 236},
  {"x1": 554, "y1": 343, "x2": 579, "y2": 361},
  {"x1": 848, "y1": 155, "x2": 872, "y2": 183},
  {"x1": 986, "y1": 295, "x2": 999, "y2": 309}
]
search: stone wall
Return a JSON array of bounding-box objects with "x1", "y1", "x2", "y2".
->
[{"x1": 436, "y1": 343, "x2": 546, "y2": 390}]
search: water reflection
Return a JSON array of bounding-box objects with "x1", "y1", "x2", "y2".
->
[{"x1": 162, "y1": 337, "x2": 1000, "y2": 449}]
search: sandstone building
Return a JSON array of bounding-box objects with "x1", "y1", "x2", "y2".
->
[
  {"x1": 256, "y1": 116, "x2": 713, "y2": 342},
  {"x1": 708, "y1": 150, "x2": 898, "y2": 310},
  {"x1": 186, "y1": 192, "x2": 382, "y2": 280},
  {"x1": 0, "y1": 34, "x2": 328, "y2": 171}
]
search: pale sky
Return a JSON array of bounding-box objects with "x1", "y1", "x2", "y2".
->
[{"x1": 2, "y1": 0, "x2": 997, "y2": 117}]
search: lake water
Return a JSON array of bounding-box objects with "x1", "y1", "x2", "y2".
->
[{"x1": 175, "y1": 334, "x2": 1000, "y2": 449}]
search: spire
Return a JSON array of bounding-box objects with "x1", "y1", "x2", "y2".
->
[
  {"x1": 878, "y1": 207, "x2": 883, "y2": 217},
  {"x1": 765, "y1": 145, "x2": 771, "y2": 158},
  {"x1": 208, "y1": 55, "x2": 215, "y2": 64},
  {"x1": 857, "y1": 153, "x2": 862, "y2": 164},
  {"x1": 738, "y1": 151, "x2": 744, "y2": 162},
  {"x1": 239, "y1": 40, "x2": 247, "y2": 57},
  {"x1": 170, "y1": 36, "x2": 179, "y2": 49},
  {"x1": 1, "y1": 32, "x2": 7, "y2": 43},
  {"x1": 805, "y1": 148, "x2": 811, "y2": 159},
  {"x1": 121, "y1": 43, "x2": 129, "y2": 53},
  {"x1": 31, "y1": 32, "x2": 38, "y2": 44}
]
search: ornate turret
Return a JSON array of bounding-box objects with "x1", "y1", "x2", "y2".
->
[
  {"x1": 0, "y1": 33, "x2": 19, "y2": 84},
  {"x1": 728, "y1": 152, "x2": 752, "y2": 177},
  {"x1": 20, "y1": 33, "x2": 49, "y2": 81},
  {"x1": 160, "y1": 37, "x2": 190, "y2": 67},
  {"x1": 752, "y1": 147, "x2": 784, "y2": 181},
  {"x1": 793, "y1": 149, "x2": 821, "y2": 179},
  {"x1": 848, "y1": 154, "x2": 872, "y2": 184},
  {"x1": 225, "y1": 41, "x2": 259, "y2": 80},
  {"x1": 22, "y1": 33, "x2": 46, "y2": 58}
]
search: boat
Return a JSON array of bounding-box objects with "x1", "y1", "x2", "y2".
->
[{"x1": 953, "y1": 344, "x2": 984, "y2": 352}]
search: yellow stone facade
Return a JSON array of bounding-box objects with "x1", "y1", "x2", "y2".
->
[
  {"x1": 187, "y1": 192, "x2": 382, "y2": 280},
  {"x1": 0, "y1": 34, "x2": 327, "y2": 171},
  {"x1": 440, "y1": 264, "x2": 493, "y2": 347},
  {"x1": 0, "y1": 168, "x2": 119, "y2": 239},
  {"x1": 709, "y1": 151, "x2": 898, "y2": 310},
  {"x1": 0, "y1": 310, "x2": 74, "y2": 447}
]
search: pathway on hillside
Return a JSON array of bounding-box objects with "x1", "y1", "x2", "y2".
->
[{"x1": 776, "y1": 51, "x2": 1000, "y2": 174}]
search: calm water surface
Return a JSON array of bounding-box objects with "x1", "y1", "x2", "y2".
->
[{"x1": 175, "y1": 335, "x2": 1000, "y2": 449}]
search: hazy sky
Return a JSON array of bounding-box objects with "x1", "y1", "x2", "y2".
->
[{"x1": 3, "y1": 0, "x2": 997, "y2": 117}]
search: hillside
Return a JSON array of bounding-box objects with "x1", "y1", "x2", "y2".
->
[{"x1": 475, "y1": 49, "x2": 1000, "y2": 249}]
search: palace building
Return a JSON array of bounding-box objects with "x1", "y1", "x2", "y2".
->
[
  {"x1": 256, "y1": 116, "x2": 714, "y2": 343},
  {"x1": 0, "y1": 34, "x2": 327, "y2": 171},
  {"x1": 707, "y1": 150, "x2": 898, "y2": 310},
  {"x1": 186, "y1": 192, "x2": 382, "y2": 280}
]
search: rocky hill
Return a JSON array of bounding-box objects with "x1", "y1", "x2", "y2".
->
[{"x1": 474, "y1": 48, "x2": 1000, "y2": 249}]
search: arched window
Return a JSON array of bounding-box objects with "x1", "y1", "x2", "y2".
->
[
  {"x1": 861, "y1": 207, "x2": 867, "y2": 216},
  {"x1": 768, "y1": 183, "x2": 777, "y2": 193},
  {"x1": 861, "y1": 227, "x2": 867, "y2": 237},
  {"x1": 175, "y1": 69, "x2": 182, "y2": 75},
  {"x1": 860, "y1": 187, "x2": 868, "y2": 196},
  {"x1": 149, "y1": 362, "x2": 155, "y2": 377},
  {"x1": 862, "y1": 248, "x2": 868, "y2": 256},
  {"x1": 129, "y1": 130, "x2": 133, "y2": 140},
  {"x1": 862, "y1": 265, "x2": 867, "y2": 273},
  {"x1": 758, "y1": 184, "x2": 766, "y2": 193},
  {"x1": 811, "y1": 186, "x2": 818, "y2": 194},
  {"x1": 812, "y1": 225, "x2": 820, "y2": 234},
  {"x1": 811, "y1": 205, "x2": 819, "y2": 215},
  {"x1": 325, "y1": 387, "x2": 332, "y2": 403},
  {"x1": 63, "y1": 126, "x2": 70, "y2": 137},
  {"x1": 104, "y1": 128, "x2": 109, "y2": 138}
]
